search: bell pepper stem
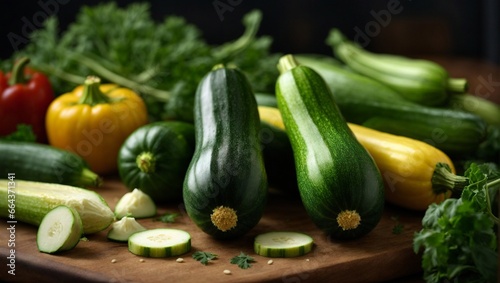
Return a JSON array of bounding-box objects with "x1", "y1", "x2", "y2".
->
[
  {"x1": 78, "y1": 76, "x2": 112, "y2": 106},
  {"x1": 431, "y1": 162, "x2": 469, "y2": 195},
  {"x1": 8, "y1": 57, "x2": 31, "y2": 85}
]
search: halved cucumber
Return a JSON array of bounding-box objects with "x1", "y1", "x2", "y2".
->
[
  {"x1": 36, "y1": 205, "x2": 83, "y2": 254},
  {"x1": 254, "y1": 231, "x2": 314, "y2": 258},
  {"x1": 128, "y1": 228, "x2": 191, "y2": 258},
  {"x1": 107, "y1": 216, "x2": 147, "y2": 242}
]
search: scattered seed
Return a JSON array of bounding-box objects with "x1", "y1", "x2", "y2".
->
[
  {"x1": 139, "y1": 259, "x2": 145, "y2": 263},
  {"x1": 111, "y1": 259, "x2": 117, "y2": 263},
  {"x1": 267, "y1": 260, "x2": 274, "y2": 265},
  {"x1": 223, "y1": 269, "x2": 231, "y2": 275},
  {"x1": 305, "y1": 259, "x2": 310, "y2": 262},
  {"x1": 176, "y1": 258, "x2": 184, "y2": 263}
]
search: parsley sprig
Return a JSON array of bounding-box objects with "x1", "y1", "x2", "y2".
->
[
  {"x1": 230, "y1": 252, "x2": 255, "y2": 269},
  {"x1": 192, "y1": 251, "x2": 218, "y2": 266},
  {"x1": 413, "y1": 162, "x2": 499, "y2": 283}
]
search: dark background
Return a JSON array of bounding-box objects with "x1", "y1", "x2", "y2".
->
[{"x1": 0, "y1": 0, "x2": 499, "y2": 65}]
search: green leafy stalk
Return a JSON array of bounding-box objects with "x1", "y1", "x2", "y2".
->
[{"x1": 413, "y1": 162, "x2": 499, "y2": 283}]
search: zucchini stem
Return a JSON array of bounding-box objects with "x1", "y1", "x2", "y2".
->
[
  {"x1": 277, "y1": 54, "x2": 300, "y2": 74},
  {"x1": 431, "y1": 163, "x2": 469, "y2": 195},
  {"x1": 136, "y1": 152, "x2": 156, "y2": 174},
  {"x1": 447, "y1": 78, "x2": 468, "y2": 93},
  {"x1": 80, "y1": 168, "x2": 103, "y2": 187}
]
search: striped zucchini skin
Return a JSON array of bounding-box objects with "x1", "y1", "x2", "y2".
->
[
  {"x1": 128, "y1": 229, "x2": 191, "y2": 258},
  {"x1": 0, "y1": 141, "x2": 100, "y2": 187},
  {"x1": 295, "y1": 55, "x2": 487, "y2": 157},
  {"x1": 183, "y1": 66, "x2": 267, "y2": 239},
  {"x1": 276, "y1": 56, "x2": 385, "y2": 239}
]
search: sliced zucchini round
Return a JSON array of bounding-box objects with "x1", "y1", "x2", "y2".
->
[
  {"x1": 254, "y1": 231, "x2": 314, "y2": 258},
  {"x1": 128, "y1": 228, "x2": 191, "y2": 258},
  {"x1": 36, "y1": 205, "x2": 83, "y2": 254}
]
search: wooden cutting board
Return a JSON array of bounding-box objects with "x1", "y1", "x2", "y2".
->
[{"x1": 0, "y1": 178, "x2": 424, "y2": 283}]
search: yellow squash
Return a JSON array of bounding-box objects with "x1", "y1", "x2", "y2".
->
[
  {"x1": 258, "y1": 106, "x2": 467, "y2": 211},
  {"x1": 46, "y1": 76, "x2": 148, "y2": 175}
]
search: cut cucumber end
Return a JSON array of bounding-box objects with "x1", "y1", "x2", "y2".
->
[
  {"x1": 37, "y1": 205, "x2": 83, "y2": 254},
  {"x1": 128, "y1": 228, "x2": 191, "y2": 258},
  {"x1": 254, "y1": 231, "x2": 314, "y2": 258}
]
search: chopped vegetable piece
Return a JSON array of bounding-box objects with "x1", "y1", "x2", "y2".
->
[
  {"x1": 115, "y1": 188, "x2": 157, "y2": 219},
  {"x1": 107, "y1": 217, "x2": 147, "y2": 242},
  {"x1": 36, "y1": 205, "x2": 83, "y2": 254},
  {"x1": 254, "y1": 232, "x2": 314, "y2": 258},
  {"x1": 128, "y1": 228, "x2": 191, "y2": 258}
]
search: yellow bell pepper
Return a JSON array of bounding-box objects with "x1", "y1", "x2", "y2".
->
[
  {"x1": 258, "y1": 106, "x2": 468, "y2": 211},
  {"x1": 46, "y1": 76, "x2": 148, "y2": 175}
]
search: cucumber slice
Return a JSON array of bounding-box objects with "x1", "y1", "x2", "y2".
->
[
  {"x1": 254, "y1": 231, "x2": 314, "y2": 258},
  {"x1": 128, "y1": 228, "x2": 191, "y2": 258},
  {"x1": 115, "y1": 188, "x2": 157, "y2": 219},
  {"x1": 36, "y1": 205, "x2": 83, "y2": 254},
  {"x1": 107, "y1": 216, "x2": 147, "y2": 242}
]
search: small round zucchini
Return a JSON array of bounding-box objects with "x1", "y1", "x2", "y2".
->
[
  {"x1": 128, "y1": 228, "x2": 191, "y2": 258},
  {"x1": 254, "y1": 231, "x2": 314, "y2": 258},
  {"x1": 118, "y1": 121, "x2": 195, "y2": 203},
  {"x1": 36, "y1": 205, "x2": 83, "y2": 254}
]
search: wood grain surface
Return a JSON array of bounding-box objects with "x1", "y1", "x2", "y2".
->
[{"x1": 0, "y1": 178, "x2": 424, "y2": 283}]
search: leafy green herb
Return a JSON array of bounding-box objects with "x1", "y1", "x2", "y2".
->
[
  {"x1": 0, "y1": 124, "x2": 36, "y2": 142},
  {"x1": 230, "y1": 252, "x2": 255, "y2": 269},
  {"x1": 4, "y1": 3, "x2": 280, "y2": 122},
  {"x1": 192, "y1": 251, "x2": 218, "y2": 265},
  {"x1": 390, "y1": 216, "x2": 404, "y2": 235},
  {"x1": 392, "y1": 223, "x2": 404, "y2": 235},
  {"x1": 154, "y1": 212, "x2": 179, "y2": 223},
  {"x1": 413, "y1": 162, "x2": 499, "y2": 283}
]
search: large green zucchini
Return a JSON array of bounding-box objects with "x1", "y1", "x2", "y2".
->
[
  {"x1": 276, "y1": 54, "x2": 385, "y2": 239},
  {"x1": 183, "y1": 65, "x2": 267, "y2": 239}
]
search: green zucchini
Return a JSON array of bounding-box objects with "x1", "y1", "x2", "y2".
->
[
  {"x1": 294, "y1": 54, "x2": 487, "y2": 157},
  {"x1": 118, "y1": 121, "x2": 195, "y2": 203},
  {"x1": 0, "y1": 179, "x2": 114, "y2": 234},
  {"x1": 183, "y1": 65, "x2": 267, "y2": 239},
  {"x1": 276, "y1": 54, "x2": 385, "y2": 239},
  {"x1": 327, "y1": 29, "x2": 467, "y2": 106},
  {"x1": 0, "y1": 141, "x2": 101, "y2": 187}
]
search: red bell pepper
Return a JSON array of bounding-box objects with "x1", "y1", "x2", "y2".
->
[{"x1": 0, "y1": 57, "x2": 54, "y2": 143}]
